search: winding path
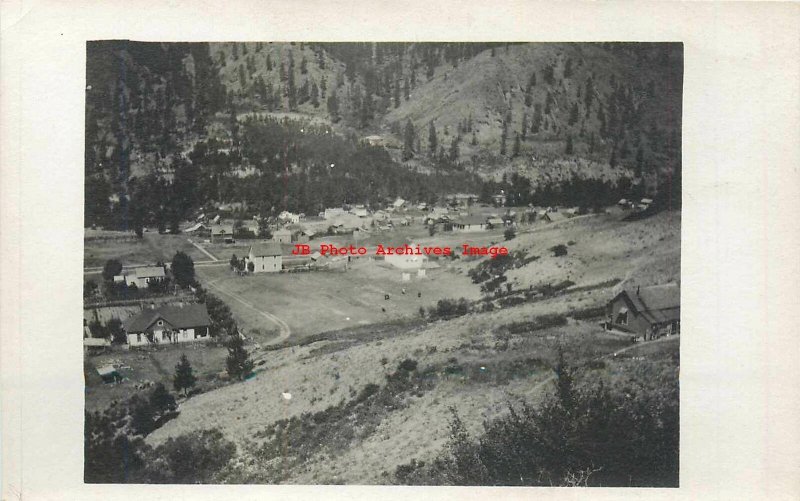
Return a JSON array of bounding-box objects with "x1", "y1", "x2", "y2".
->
[{"x1": 200, "y1": 272, "x2": 292, "y2": 346}]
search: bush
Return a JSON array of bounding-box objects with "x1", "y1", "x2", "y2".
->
[
  {"x1": 550, "y1": 244, "x2": 568, "y2": 257},
  {"x1": 147, "y1": 429, "x2": 236, "y2": 483},
  {"x1": 398, "y1": 359, "x2": 418, "y2": 372},
  {"x1": 503, "y1": 227, "x2": 516, "y2": 240},
  {"x1": 429, "y1": 298, "x2": 470, "y2": 320},
  {"x1": 396, "y1": 354, "x2": 679, "y2": 487}
]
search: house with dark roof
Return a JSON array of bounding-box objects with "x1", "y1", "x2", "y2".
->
[
  {"x1": 453, "y1": 215, "x2": 487, "y2": 232},
  {"x1": 248, "y1": 242, "x2": 282, "y2": 273},
  {"x1": 211, "y1": 224, "x2": 235, "y2": 243},
  {"x1": 124, "y1": 303, "x2": 212, "y2": 347},
  {"x1": 607, "y1": 284, "x2": 680, "y2": 340},
  {"x1": 113, "y1": 266, "x2": 166, "y2": 289}
]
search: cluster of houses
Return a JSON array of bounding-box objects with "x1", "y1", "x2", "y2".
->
[
  {"x1": 618, "y1": 197, "x2": 654, "y2": 212},
  {"x1": 85, "y1": 279, "x2": 680, "y2": 355}
]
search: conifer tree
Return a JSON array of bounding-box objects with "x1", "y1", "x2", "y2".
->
[
  {"x1": 225, "y1": 333, "x2": 254, "y2": 381},
  {"x1": 565, "y1": 134, "x2": 574, "y2": 154},
  {"x1": 311, "y1": 81, "x2": 320, "y2": 108},
  {"x1": 569, "y1": 102, "x2": 579, "y2": 126},
  {"x1": 393, "y1": 81, "x2": 401, "y2": 108},
  {"x1": 513, "y1": 132, "x2": 521, "y2": 157},
  {"x1": 327, "y1": 91, "x2": 340, "y2": 123},
  {"x1": 402, "y1": 120, "x2": 415, "y2": 161},
  {"x1": 428, "y1": 122, "x2": 438, "y2": 158},
  {"x1": 173, "y1": 354, "x2": 197, "y2": 397}
]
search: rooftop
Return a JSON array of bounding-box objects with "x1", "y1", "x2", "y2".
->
[
  {"x1": 249, "y1": 242, "x2": 283, "y2": 257},
  {"x1": 124, "y1": 303, "x2": 211, "y2": 333}
]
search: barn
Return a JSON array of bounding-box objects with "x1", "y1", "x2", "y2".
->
[{"x1": 607, "y1": 284, "x2": 680, "y2": 340}]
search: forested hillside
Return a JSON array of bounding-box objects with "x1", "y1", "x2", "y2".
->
[{"x1": 85, "y1": 41, "x2": 682, "y2": 230}]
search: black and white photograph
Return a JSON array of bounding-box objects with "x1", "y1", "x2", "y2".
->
[
  {"x1": 81, "y1": 41, "x2": 683, "y2": 486},
  {"x1": 3, "y1": 1, "x2": 800, "y2": 500}
]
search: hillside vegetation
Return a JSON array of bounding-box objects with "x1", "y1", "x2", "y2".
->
[{"x1": 85, "y1": 42, "x2": 682, "y2": 230}]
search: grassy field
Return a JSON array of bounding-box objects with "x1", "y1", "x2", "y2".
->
[
  {"x1": 84, "y1": 342, "x2": 231, "y2": 412},
  {"x1": 196, "y1": 257, "x2": 482, "y2": 343},
  {"x1": 84, "y1": 231, "x2": 209, "y2": 268}
]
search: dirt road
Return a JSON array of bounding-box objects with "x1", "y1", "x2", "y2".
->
[{"x1": 199, "y1": 272, "x2": 292, "y2": 346}]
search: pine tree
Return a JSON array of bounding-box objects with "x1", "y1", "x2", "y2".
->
[
  {"x1": 300, "y1": 56, "x2": 308, "y2": 74},
  {"x1": 513, "y1": 132, "x2": 521, "y2": 157},
  {"x1": 310, "y1": 81, "x2": 320, "y2": 108},
  {"x1": 225, "y1": 333, "x2": 254, "y2": 381},
  {"x1": 393, "y1": 80, "x2": 401, "y2": 108},
  {"x1": 287, "y1": 65, "x2": 297, "y2": 110},
  {"x1": 500, "y1": 115, "x2": 509, "y2": 156},
  {"x1": 266, "y1": 53, "x2": 273, "y2": 71},
  {"x1": 403, "y1": 78, "x2": 410, "y2": 101},
  {"x1": 428, "y1": 122, "x2": 438, "y2": 158},
  {"x1": 449, "y1": 136, "x2": 460, "y2": 163},
  {"x1": 521, "y1": 113, "x2": 528, "y2": 140},
  {"x1": 402, "y1": 119, "x2": 415, "y2": 161},
  {"x1": 327, "y1": 91, "x2": 340, "y2": 122},
  {"x1": 173, "y1": 354, "x2": 197, "y2": 397},
  {"x1": 232, "y1": 42, "x2": 238, "y2": 60},
  {"x1": 565, "y1": 134, "x2": 574, "y2": 154},
  {"x1": 524, "y1": 71, "x2": 536, "y2": 107},
  {"x1": 238, "y1": 64, "x2": 247, "y2": 87},
  {"x1": 568, "y1": 102, "x2": 579, "y2": 126}
]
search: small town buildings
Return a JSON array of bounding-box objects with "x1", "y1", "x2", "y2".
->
[
  {"x1": 273, "y1": 228, "x2": 292, "y2": 244},
  {"x1": 364, "y1": 135, "x2": 384, "y2": 146},
  {"x1": 279, "y1": 211, "x2": 301, "y2": 224},
  {"x1": 124, "y1": 303, "x2": 212, "y2": 347},
  {"x1": 454, "y1": 215, "x2": 488, "y2": 232},
  {"x1": 607, "y1": 284, "x2": 680, "y2": 340},
  {"x1": 211, "y1": 224, "x2": 235, "y2": 243},
  {"x1": 541, "y1": 212, "x2": 568, "y2": 223},
  {"x1": 487, "y1": 217, "x2": 505, "y2": 229},
  {"x1": 293, "y1": 228, "x2": 314, "y2": 243},
  {"x1": 324, "y1": 207, "x2": 346, "y2": 219},
  {"x1": 385, "y1": 250, "x2": 428, "y2": 270},
  {"x1": 492, "y1": 193, "x2": 507, "y2": 207},
  {"x1": 446, "y1": 193, "x2": 478, "y2": 208},
  {"x1": 113, "y1": 266, "x2": 166, "y2": 289},
  {"x1": 351, "y1": 206, "x2": 369, "y2": 217},
  {"x1": 84, "y1": 337, "x2": 110, "y2": 355},
  {"x1": 97, "y1": 364, "x2": 123, "y2": 383},
  {"x1": 184, "y1": 222, "x2": 208, "y2": 233},
  {"x1": 248, "y1": 242, "x2": 283, "y2": 273},
  {"x1": 392, "y1": 198, "x2": 406, "y2": 210}
]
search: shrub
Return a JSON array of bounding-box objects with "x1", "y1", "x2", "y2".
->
[
  {"x1": 503, "y1": 227, "x2": 516, "y2": 240},
  {"x1": 396, "y1": 354, "x2": 679, "y2": 487},
  {"x1": 147, "y1": 429, "x2": 236, "y2": 483},
  {"x1": 398, "y1": 359, "x2": 418, "y2": 372},
  {"x1": 550, "y1": 244, "x2": 568, "y2": 257}
]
